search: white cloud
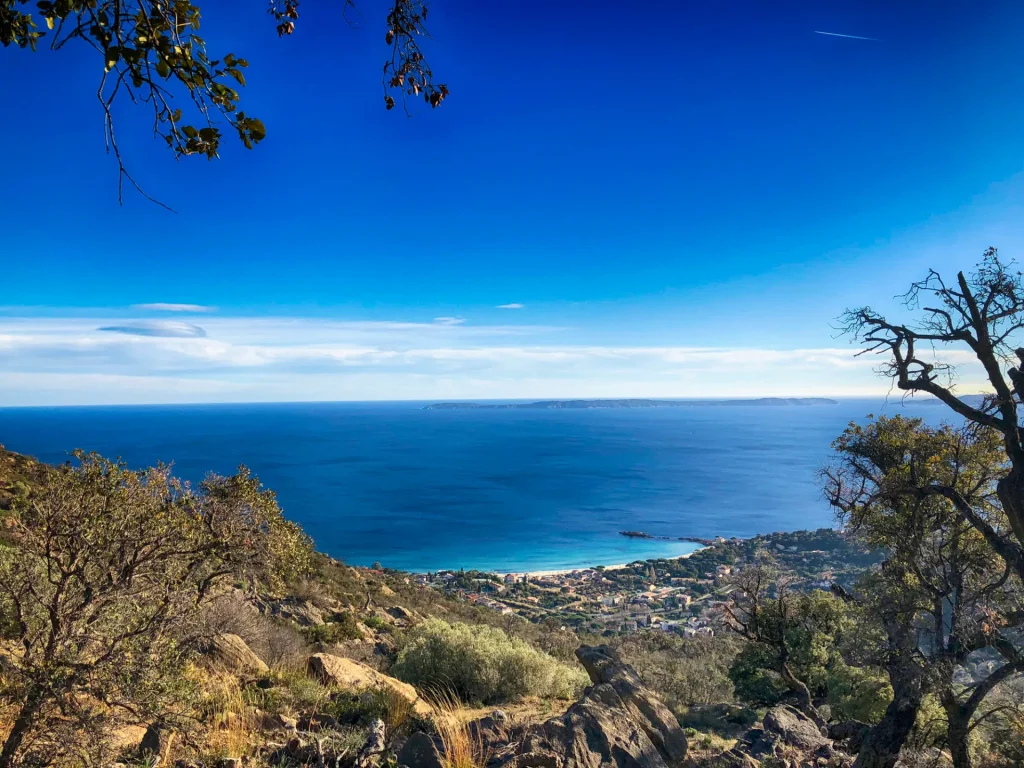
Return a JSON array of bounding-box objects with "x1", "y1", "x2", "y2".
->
[
  {"x1": 133, "y1": 303, "x2": 216, "y2": 312},
  {"x1": 433, "y1": 317, "x2": 466, "y2": 326},
  {"x1": 0, "y1": 315, "x2": 991, "y2": 405},
  {"x1": 497, "y1": 303, "x2": 524, "y2": 309},
  {"x1": 98, "y1": 320, "x2": 207, "y2": 338}
]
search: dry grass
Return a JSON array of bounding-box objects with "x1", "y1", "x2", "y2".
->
[
  {"x1": 428, "y1": 692, "x2": 491, "y2": 768},
  {"x1": 196, "y1": 669, "x2": 264, "y2": 760}
]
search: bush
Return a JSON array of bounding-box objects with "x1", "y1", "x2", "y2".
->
[
  {"x1": 305, "y1": 611, "x2": 364, "y2": 644},
  {"x1": 391, "y1": 618, "x2": 589, "y2": 704}
]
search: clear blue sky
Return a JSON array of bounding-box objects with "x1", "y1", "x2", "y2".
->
[{"x1": 2, "y1": 0, "x2": 1023, "y2": 404}]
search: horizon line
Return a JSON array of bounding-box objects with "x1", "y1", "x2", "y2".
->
[{"x1": 0, "y1": 393, "x2": 965, "y2": 409}]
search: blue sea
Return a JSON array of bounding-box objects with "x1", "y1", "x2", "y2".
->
[{"x1": 0, "y1": 398, "x2": 950, "y2": 573}]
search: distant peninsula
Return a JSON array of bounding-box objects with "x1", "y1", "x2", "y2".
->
[{"x1": 424, "y1": 397, "x2": 839, "y2": 410}]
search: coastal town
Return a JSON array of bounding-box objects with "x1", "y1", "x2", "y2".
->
[{"x1": 408, "y1": 528, "x2": 880, "y2": 637}]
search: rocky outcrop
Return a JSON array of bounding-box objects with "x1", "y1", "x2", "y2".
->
[
  {"x1": 205, "y1": 633, "x2": 269, "y2": 674},
  {"x1": 480, "y1": 644, "x2": 688, "y2": 768},
  {"x1": 264, "y1": 597, "x2": 326, "y2": 627},
  {"x1": 306, "y1": 653, "x2": 432, "y2": 716},
  {"x1": 724, "y1": 705, "x2": 842, "y2": 767}
]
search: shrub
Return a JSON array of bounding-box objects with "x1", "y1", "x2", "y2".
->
[
  {"x1": 305, "y1": 611, "x2": 364, "y2": 644},
  {"x1": 363, "y1": 615, "x2": 391, "y2": 632},
  {"x1": 391, "y1": 619, "x2": 589, "y2": 704}
]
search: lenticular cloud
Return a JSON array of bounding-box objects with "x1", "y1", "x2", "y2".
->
[{"x1": 98, "y1": 320, "x2": 208, "y2": 338}]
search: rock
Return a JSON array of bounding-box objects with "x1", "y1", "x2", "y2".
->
[
  {"x1": 261, "y1": 713, "x2": 298, "y2": 732},
  {"x1": 206, "y1": 633, "x2": 269, "y2": 674},
  {"x1": 762, "y1": 706, "x2": 830, "y2": 752},
  {"x1": 486, "y1": 644, "x2": 688, "y2": 768},
  {"x1": 297, "y1": 713, "x2": 338, "y2": 731},
  {"x1": 575, "y1": 644, "x2": 689, "y2": 763},
  {"x1": 266, "y1": 597, "x2": 325, "y2": 627},
  {"x1": 491, "y1": 709, "x2": 510, "y2": 723},
  {"x1": 306, "y1": 653, "x2": 433, "y2": 716},
  {"x1": 380, "y1": 585, "x2": 396, "y2": 597},
  {"x1": 355, "y1": 718, "x2": 387, "y2": 768},
  {"x1": 398, "y1": 732, "x2": 444, "y2": 768},
  {"x1": 385, "y1": 605, "x2": 418, "y2": 622},
  {"x1": 139, "y1": 724, "x2": 168, "y2": 764}
]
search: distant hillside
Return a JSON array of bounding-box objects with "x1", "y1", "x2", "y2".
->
[{"x1": 424, "y1": 397, "x2": 839, "y2": 410}]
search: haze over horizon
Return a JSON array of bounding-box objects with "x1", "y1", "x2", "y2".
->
[{"x1": 3, "y1": 0, "x2": 1022, "y2": 406}]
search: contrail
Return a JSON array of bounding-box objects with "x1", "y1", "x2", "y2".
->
[{"x1": 814, "y1": 30, "x2": 881, "y2": 41}]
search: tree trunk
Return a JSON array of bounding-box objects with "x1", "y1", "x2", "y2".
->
[
  {"x1": 942, "y1": 692, "x2": 972, "y2": 768},
  {"x1": 996, "y1": 468, "x2": 1024, "y2": 575},
  {"x1": 0, "y1": 690, "x2": 42, "y2": 768},
  {"x1": 780, "y1": 662, "x2": 825, "y2": 727},
  {"x1": 852, "y1": 690, "x2": 923, "y2": 768},
  {"x1": 854, "y1": 619, "x2": 926, "y2": 768}
]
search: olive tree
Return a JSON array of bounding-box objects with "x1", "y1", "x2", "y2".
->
[
  {"x1": 0, "y1": 452, "x2": 312, "y2": 768},
  {"x1": 825, "y1": 416, "x2": 1024, "y2": 768},
  {"x1": 841, "y1": 249, "x2": 1024, "y2": 581}
]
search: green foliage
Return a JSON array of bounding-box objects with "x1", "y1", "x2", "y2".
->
[
  {"x1": 305, "y1": 611, "x2": 365, "y2": 644},
  {"x1": 611, "y1": 632, "x2": 738, "y2": 710},
  {"x1": 363, "y1": 615, "x2": 391, "y2": 632},
  {"x1": 1, "y1": 0, "x2": 446, "y2": 203},
  {"x1": 0, "y1": 452, "x2": 313, "y2": 766},
  {"x1": 826, "y1": 662, "x2": 892, "y2": 724},
  {"x1": 728, "y1": 584, "x2": 855, "y2": 710},
  {"x1": 391, "y1": 618, "x2": 589, "y2": 705},
  {"x1": 729, "y1": 643, "x2": 790, "y2": 708}
]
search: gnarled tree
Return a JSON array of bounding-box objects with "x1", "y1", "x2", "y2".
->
[
  {"x1": 825, "y1": 416, "x2": 1024, "y2": 768},
  {"x1": 0, "y1": 452, "x2": 312, "y2": 767},
  {"x1": 841, "y1": 248, "x2": 1024, "y2": 581}
]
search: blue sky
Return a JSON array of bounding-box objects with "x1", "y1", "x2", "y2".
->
[{"x1": 1, "y1": 0, "x2": 1023, "y2": 404}]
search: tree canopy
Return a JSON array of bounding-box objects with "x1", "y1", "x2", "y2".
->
[{"x1": 0, "y1": 0, "x2": 447, "y2": 202}]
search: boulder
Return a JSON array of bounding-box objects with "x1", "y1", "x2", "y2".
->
[
  {"x1": 206, "y1": 633, "x2": 269, "y2": 674},
  {"x1": 762, "y1": 706, "x2": 829, "y2": 752},
  {"x1": 485, "y1": 644, "x2": 688, "y2": 768},
  {"x1": 139, "y1": 724, "x2": 169, "y2": 765},
  {"x1": 267, "y1": 597, "x2": 325, "y2": 627},
  {"x1": 385, "y1": 605, "x2": 419, "y2": 623},
  {"x1": 397, "y1": 732, "x2": 444, "y2": 768},
  {"x1": 306, "y1": 653, "x2": 432, "y2": 715}
]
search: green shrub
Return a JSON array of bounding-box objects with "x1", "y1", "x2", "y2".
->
[
  {"x1": 304, "y1": 611, "x2": 364, "y2": 644},
  {"x1": 826, "y1": 662, "x2": 892, "y2": 724},
  {"x1": 363, "y1": 615, "x2": 391, "y2": 633},
  {"x1": 391, "y1": 618, "x2": 589, "y2": 704}
]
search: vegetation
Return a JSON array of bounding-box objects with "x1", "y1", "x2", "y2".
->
[
  {"x1": 392, "y1": 619, "x2": 589, "y2": 705},
  {"x1": 1, "y1": 0, "x2": 447, "y2": 203},
  {"x1": 0, "y1": 452, "x2": 312, "y2": 767}
]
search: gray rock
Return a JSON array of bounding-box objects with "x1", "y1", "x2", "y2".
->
[
  {"x1": 486, "y1": 644, "x2": 688, "y2": 768},
  {"x1": 355, "y1": 718, "x2": 387, "y2": 768},
  {"x1": 267, "y1": 597, "x2": 325, "y2": 627},
  {"x1": 397, "y1": 732, "x2": 444, "y2": 768},
  {"x1": 139, "y1": 724, "x2": 167, "y2": 764},
  {"x1": 762, "y1": 706, "x2": 830, "y2": 752}
]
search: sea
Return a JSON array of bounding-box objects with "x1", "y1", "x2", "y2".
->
[{"x1": 0, "y1": 398, "x2": 952, "y2": 573}]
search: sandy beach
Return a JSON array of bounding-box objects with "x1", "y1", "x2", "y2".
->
[{"x1": 501, "y1": 549, "x2": 703, "y2": 580}]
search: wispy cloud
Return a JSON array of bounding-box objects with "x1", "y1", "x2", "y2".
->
[
  {"x1": 133, "y1": 303, "x2": 216, "y2": 313},
  {"x1": 98, "y1": 320, "x2": 208, "y2": 338},
  {"x1": 497, "y1": 303, "x2": 524, "y2": 309},
  {"x1": 0, "y1": 314, "x2": 989, "y2": 405},
  {"x1": 814, "y1": 30, "x2": 881, "y2": 41},
  {"x1": 433, "y1": 317, "x2": 466, "y2": 326}
]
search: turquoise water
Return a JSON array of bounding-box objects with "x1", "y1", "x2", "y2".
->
[{"x1": 0, "y1": 398, "x2": 950, "y2": 572}]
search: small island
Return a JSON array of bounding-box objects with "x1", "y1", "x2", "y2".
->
[{"x1": 424, "y1": 397, "x2": 839, "y2": 410}]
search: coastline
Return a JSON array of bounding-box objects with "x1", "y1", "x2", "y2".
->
[{"x1": 502, "y1": 548, "x2": 703, "y2": 579}]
